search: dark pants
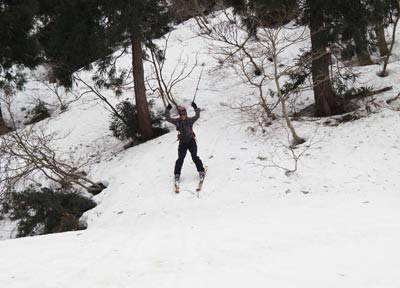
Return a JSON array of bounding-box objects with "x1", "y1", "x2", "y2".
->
[{"x1": 174, "y1": 139, "x2": 204, "y2": 175}]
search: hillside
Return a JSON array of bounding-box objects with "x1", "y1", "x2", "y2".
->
[{"x1": 1, "y1": 14, "x2": 400, "y2": 288}]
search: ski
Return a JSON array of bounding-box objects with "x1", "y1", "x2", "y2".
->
[{"x1": 173, "y1": 166, "x2": 207, "y2": 196}]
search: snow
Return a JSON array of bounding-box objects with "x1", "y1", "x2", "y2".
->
[{"x1": 1, "y1": 14, "x2": 400, "y2": 288}]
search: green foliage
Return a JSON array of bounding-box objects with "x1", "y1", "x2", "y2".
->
[
  {"x1": 227, "y1": 0, "x2": 298, "y2": 31},
  {"x1": 1, "y1": 186, "x2": 96, "y2": 237},
  {"x1": 151, "y1": 105, "x2": 170, "y2": 138},
  {"x1": 0, "y1": 69, "x2": 27, "y2": 91},
  {"x1": 170, "y1": 0, "x2": 223, "y2": 23},
  {"x1": 24, "y1": 101, "x2": 51, "y2": 125},
  {"x1": 369, "y1": 0, "x2": 399, "y2": 25},
  {"x1": 97, "y1": 0, "x2": 171, "y2": 45},
  {"x1": 280, "y1": 52, "x2": 312, "y2": 98},
  {"x1": 0, "y1": 0, "x2": 42, "y2": 100},
  {"x1": 92, "y1": 64, "x2": 129, "y2": 97},
  {"x1": 35, "y1": 0, "x2": 171, "y2": 88},
  {"x1": 331, "y1": 70, "x2": 359, "y2": 99},
  {"x1": 331, "y1": 69, "x2": 371, "y2": 112},
  {"x1": 110, "y1": 100, "x2": 140, "y2": 141},
  {"x1": 0, "y1": 0, "x2": 41, "y2": 70},
  {"x1": 37, "y1": 0, "x2": 113, "y2": 87},
  {"x1": 90, "y1": 0, "x2": 172, "y2": 94},
  {"x1": 109, "y1": 100, "x2": 168, "y2": 142}
]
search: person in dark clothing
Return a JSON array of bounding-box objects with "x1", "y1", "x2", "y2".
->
[{"x1": 165, "y1": 102, "x2": 205, "y2": 182}]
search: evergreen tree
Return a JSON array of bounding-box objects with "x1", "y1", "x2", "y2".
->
[
  {"x1": 37, "y1": 0, "x2": 113, "y2": 87},
  {"x1": 0, "y1": 0, "x2": 42, "y2": 132},
  {"x1": 38, "y1": 0, "x2": 170, "y2": 141},
  {"x1": 95, "y1": 0, "x2": 171, "y2": 141},
  {"x1": 335, "y1": 0, "x2": 374, "y2": 65}
]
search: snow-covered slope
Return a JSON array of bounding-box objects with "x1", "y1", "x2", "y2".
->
[{"x1": 1, "y1": 15, "x2": 400, "y2": 288}]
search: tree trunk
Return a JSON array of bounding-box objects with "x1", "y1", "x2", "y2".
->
[
  {"x1": 354, "y1": 33, "x2": 373, "y2": 66},
  {"x1": 380, "y1": 10, "x2": 400, "y2": 77},
  {"x1": 357, "y1": 49, "x2": 374, "y2": 66},
  {"x1": 309, "y1": 1, "x2": 335, "y2": 117},
  {"x1": 0, "y1": 104, "x2": 8, "y2": 135},
  {"x1": 376, "y1": 21, "x2": 389, "y2": 56},
  {"x1": 131, "y1": 36, "x2": 154, "y2": 141}
]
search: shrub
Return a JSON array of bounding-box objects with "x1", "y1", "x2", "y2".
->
[
  {"x1": 1, "y1": 186, "x2": 96, "y2": 237},
  {"x1": 25, "y1": 101, "x2": 51, "y2": 124},
  {"x1": 109, "y1": 100, "x2": 139, "y2": 141},
  {"x1": 109, "y1": 100, "x2": 169, "y2": 143}
]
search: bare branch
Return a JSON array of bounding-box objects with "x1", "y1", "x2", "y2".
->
[
  {"x1": 146, "y1": 38, "x2": 199, "y2": 107},
  {"x1": 0, "y1": 93, "x2": 102, "y2": 196}
]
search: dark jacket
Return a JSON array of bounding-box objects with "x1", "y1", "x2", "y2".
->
[{"x1": 165, "y1": 108, "x2": 200, "y2": 143}]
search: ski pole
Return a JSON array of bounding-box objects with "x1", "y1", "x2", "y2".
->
[{"x1": 192, "y1": 64, "x2": 205, "y2": 103}]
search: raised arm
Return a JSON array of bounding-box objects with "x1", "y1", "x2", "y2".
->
[
  {"x1": 164, "y1": 104, "x2": 178, "y2": 125},
  {"x1": 188, "y1": 102, "x2": 200, "y2": 123}
]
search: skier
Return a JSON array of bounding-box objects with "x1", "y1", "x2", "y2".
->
[{"x1": 165, "y1": 102, "x2": 205, "y2": 189}]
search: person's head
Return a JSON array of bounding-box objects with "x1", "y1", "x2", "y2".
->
[{"x1": 178, "y1": 106, "x2": 187, "y2": 119}]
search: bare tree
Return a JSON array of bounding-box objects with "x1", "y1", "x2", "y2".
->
[
  {"x1": 0, "y1": 93, "x2": 103, "y2": 197},
  {"x1": 204, "y1": 12, "x2": 276, "y2": 118},
  {"x1": 146, "y1": 37, "x2": 200, "y2": 108},
  {"x1": 264, "y1": 24, "x2": 306, "y2": 144},
  {"x1": 31, "y1": 77, "x2": 85, "y2": 112},
  {"x1": 254, "y1": 125, "x2": 320, "y2": 175},
  {"x1": 203, "y1": 10, "x2": 305, "y2": 144}
]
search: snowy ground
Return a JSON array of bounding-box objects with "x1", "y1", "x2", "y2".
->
[{"x1": 1, "y1": 14, "x2": 400, "y2": 288}]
